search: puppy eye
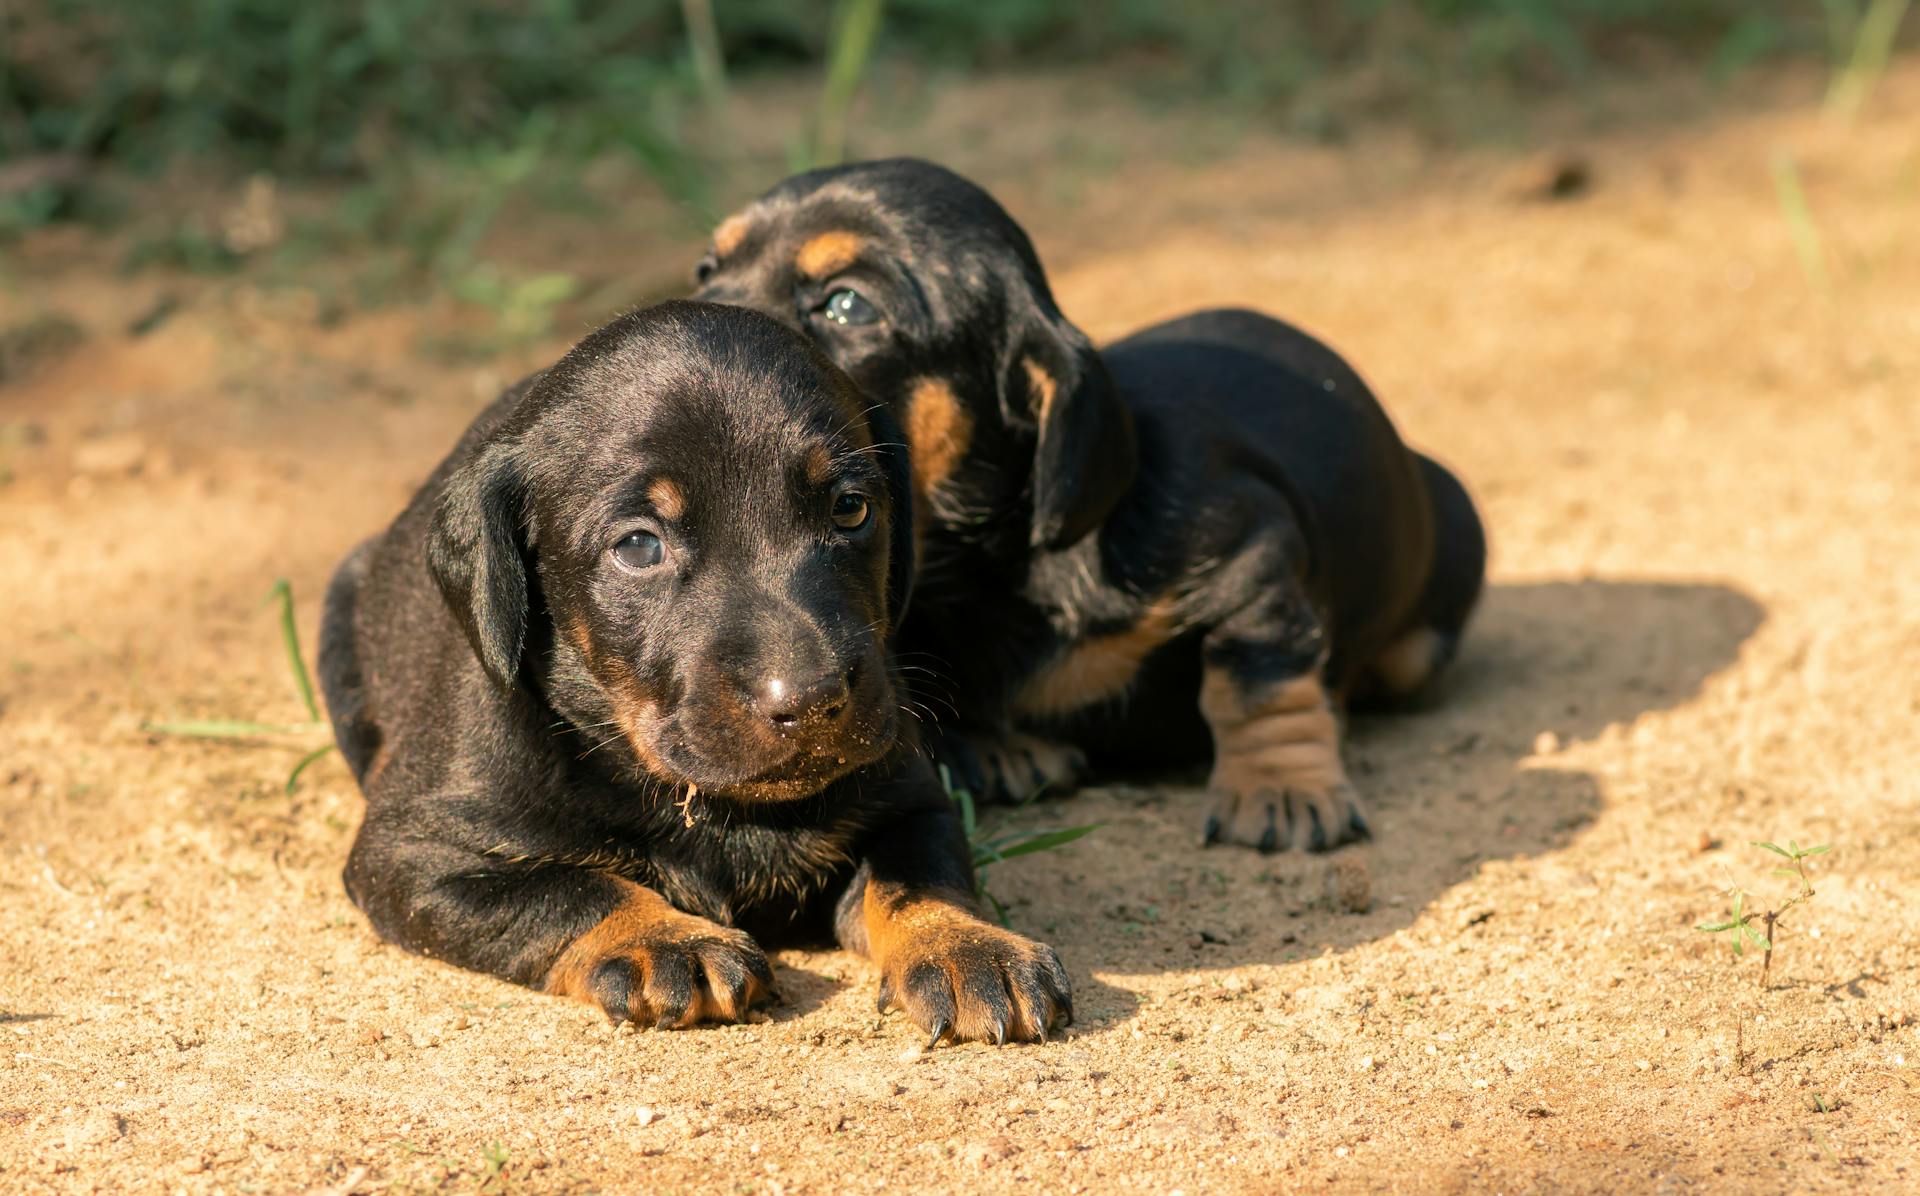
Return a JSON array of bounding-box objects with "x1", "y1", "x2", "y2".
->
[
  {"x1": 831, "y1": 492, "x2": 872, "y2": 531},
  {"x1": 820, "y1": 288, "x2": 880, "y2": 327},
  {"x1": 611, "y1": 531, "x2": 665, "y2": 571},
  {"x1": 693, "y1": 253, "x2": 718, "y2": 284}
]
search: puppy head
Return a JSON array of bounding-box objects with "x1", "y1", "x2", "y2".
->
[
  {"x1": 692, "y1": 158, "x2": 1136, "y2": 552},
  {"x1": 427, "y1": 301, "x2": 914, "y2": 802}
]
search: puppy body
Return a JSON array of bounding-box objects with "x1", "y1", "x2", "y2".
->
[
  {"x1": 320, "y1": 302, "x2": 1069, "y2": 1039},
  {"x1": 695, "y1": 161, "x2": 1487, "y2": 852}
]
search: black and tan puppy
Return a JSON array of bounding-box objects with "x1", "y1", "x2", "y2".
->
[
  {"x1": 318, "y1": 301, "x2": 1069, "y2": 1043},
  {"x1": 693, "y1": 159, "x2": 1486, "y2": 853}
]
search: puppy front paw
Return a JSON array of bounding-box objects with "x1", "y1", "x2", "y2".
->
[
  {"x1": 877, "y1": 915, "x2": 1072, "y2": 1045},
  {"x1": 1202, "y1": 779, "x2": 1370, "y2": 854},
  {"x1": 546, "y1": 893, "x2": 775, "y2": 1028},
  {"x1": 933, "y1": 728, "x2": 1087, "y2": 805}
]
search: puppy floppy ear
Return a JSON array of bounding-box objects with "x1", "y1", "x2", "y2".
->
[
  {"x1": 427, "y1": 437, "x2": 531, "y2": 688},
  {"x1": 867, "y1": 401, "x2": 918, "y2": 624},
  {"x1": 1011, "y1": 313, "x2": 1138, "y2": 550}
]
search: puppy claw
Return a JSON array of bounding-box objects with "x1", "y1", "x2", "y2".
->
[
  {"x1": 944, "y1": 730, "x2": 1087, "y2": 804},
  {"x1": 550, "y1": 906, "x2": 774, "y2": 1030},
  {"x1": 880, "y1": 918, "x2": 1072, "y2": 1045},
  {"x1": 1205, "y1": 782, "x2": 1369, "y2": 854}
]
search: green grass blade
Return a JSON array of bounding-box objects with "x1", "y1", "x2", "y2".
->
[
  {"x1": 285, "y1": 744, "x2": 337, "y2": 796},
  {"x1": 1768, "y1": 151, "x2": 1830, "y2": 295},
  {"x1": 985, "y1": 823, "x2": 1102, "y2": 861},
  {"x1": 1752, "y1": 841, "x2": 1792, "y2": 858},
  {"x1": 1826, "y1": 0, "x2": 1913, "y2": 122},
  {"x1": 679, "y1": 0, "x2": 730, "y2": 114},
  {"x1": 145, "y1": 718, "x2": 327, "y2": 738},
  {"x1": 984, "y1": 889, "x2": 1010, "y2": 928},
  {"x1": 1697, "y1": 920, "x2": 1739, "y2": 932},
  {"x1": 813, "y1": 0, "x2": 885, "y2": 166},
  {"x1": 270, "y1": 579, "x2": 322, "y2": 721},
  {"x1": 1799, "y1": 844, "x2": 1832, "y2": 857}
]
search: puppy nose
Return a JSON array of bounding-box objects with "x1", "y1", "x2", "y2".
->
[{"x1": 759, "y1": 668, "x2": 851, "y2": 729}]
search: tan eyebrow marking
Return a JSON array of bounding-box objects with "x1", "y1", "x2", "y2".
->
[
  {"x1": 647, "y1": 478, "x2": 686, "y2": 521},
  {"x1": 1023, "y1": 357, "x2": 1058, "y2": 425},
  {"x1": 712, "y1": 212, "x2": 753, "y2": 257},
  {"x1": 795, "y1": 230, "x2": 866, "y2": 278},
  {"x1": 905, "y1": 377, "x2": 973, "y2": 498},
  {"x1": 803, "y1": 442, "x2": 836, "y2": 487}
]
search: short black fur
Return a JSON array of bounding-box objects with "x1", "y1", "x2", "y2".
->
[
  {"x1": 319, "y1": 301, "x2": 1070, "y2": 1039},
  {"x1": 695, "y1": 161, "x2": 1488, "y2": 852}
]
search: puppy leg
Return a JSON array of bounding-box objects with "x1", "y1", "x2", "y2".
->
[
  {"x1": 543, "y1": 880, "x2": 776, "y2": 1028},
  {"x1": 836, "y1": 804, "x2": 1072, "y2": 1044},
  {"x1": 345, "y1": 827, "x2": 772, "y2": 1027},
  {"x1": 931, "y1": 726, "x2": 1088, "y2": 805},
  {"x1": 1198, "y1": 598, "x2": 1369, "y2": 853}
]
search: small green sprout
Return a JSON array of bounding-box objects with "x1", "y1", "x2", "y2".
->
[
  {"x1": 145, "y1": 578, "x2": 335, "y2": 794},
  {"x1": 939, "y1": 764, "x2": 1099, "y2": 926},
  {"x1": 1697, "y1": 839, "x2": 1829, "y2": 988},
  {"x1": 480, "y1": 1140, "x2": 510, "y2": 1185}
]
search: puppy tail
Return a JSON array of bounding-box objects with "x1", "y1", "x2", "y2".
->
[{"x1": 318, "y1": 538, "x2": 382, "y2": 783}]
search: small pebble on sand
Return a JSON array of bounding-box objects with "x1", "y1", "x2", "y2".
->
[{"x1": 1327, "y1": 855, "x2": 1372, "y2": 914}]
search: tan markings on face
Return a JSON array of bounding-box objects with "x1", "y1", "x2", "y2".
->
[
  {"x1": 1023, "y1": 356, "x2": 1058, "y2": 425},
  {"x1": 1200, "y1": 669, "x2": 1349, "y2": 801},
  {"x1": 568, "y1": 617, "x2": 673, "y2": 776},
  {"x1": 1011, "y1": 599, "x2": 1179, "y2": 720},
  {"x1": 803, "y1": 442, "x2": 836, "y2": 488},
  {"x1": 712, "y1": 212, "x2": 752, "y2": 257},
  {"x1": 647, "y1": 478, "x2": 686, "y2": 521},
  {"x1": 905, "y1": 377, "x2": 973, "y2": 499},
  {"x1": 794, "y1": 229, "x2": 865, "y2": 278}
]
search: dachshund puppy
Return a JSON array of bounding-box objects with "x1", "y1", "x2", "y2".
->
[
  {"x1": 318, "y1": 301, "x2": 1070, "y2": 1042},
  {"x1": 693, "y1": 160, "x2": 1486, "y2": 853}
]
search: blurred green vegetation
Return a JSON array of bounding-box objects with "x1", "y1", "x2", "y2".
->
[
  {"x1": 0, "y1": 1, "x2": 1840, "y2": 179},
  {"x1": 1, "y1": 2, "x2": 1904, "y2": 350}
]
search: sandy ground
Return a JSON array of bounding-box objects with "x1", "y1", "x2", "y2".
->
[{"x1": 3, "y1": 62, "x2": 1918, "y2": 1195}]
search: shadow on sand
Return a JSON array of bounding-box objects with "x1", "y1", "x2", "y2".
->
[{"x1": 980, "y1": 579, "x2": 1765, "y2": 1026}]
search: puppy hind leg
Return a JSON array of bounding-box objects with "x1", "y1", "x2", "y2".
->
[
  {"x1": 1198, "y1": 595, "x2": 1367, "y2": 853},
  {"x1": 1364, "y1": 454, "x2": 1486, "y2": 702}
]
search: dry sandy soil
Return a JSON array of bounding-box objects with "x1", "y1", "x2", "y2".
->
[{"x1": 3, "y1": 62, "x2": 1917, "y2": 1195}]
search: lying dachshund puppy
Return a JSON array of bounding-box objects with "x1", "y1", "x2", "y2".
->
[
  {"x1": 693, "y1": 160, "x2": 1486, "y2": 853},
  {"x1": 318, "y1": 301, "x2": 1069, "y2": 1042}
]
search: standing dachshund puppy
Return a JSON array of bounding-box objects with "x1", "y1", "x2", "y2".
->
[
  {"x1": 694, "y1": 160, "x2": 1486, "y2": 853},
  {"x1": 319, "y1": 302, "x2": 1069, "y2": 1043}
]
